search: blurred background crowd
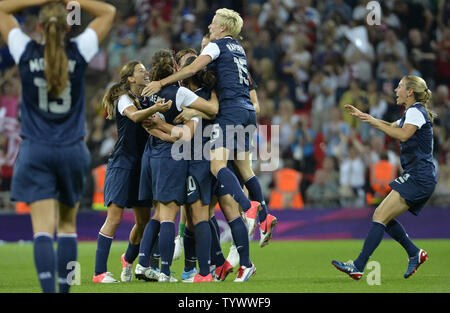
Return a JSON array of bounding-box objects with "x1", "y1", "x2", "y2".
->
[{"x1": 1, "y1": 0, "x2": 450, "y2": 212}]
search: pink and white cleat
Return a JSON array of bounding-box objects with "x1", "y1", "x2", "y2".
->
[
  {"x1": 259, "y1": 214, "x2": 278, "y2": 247},
  {"x1": 120, "y1": 253, "x2": 133, "y2": 282},
  {"x1": 245, "y1": 201, "x2": 261, "y2": 236},
  {"x1": 92, "y1": 272, "x2": 119, "y2": 283}
]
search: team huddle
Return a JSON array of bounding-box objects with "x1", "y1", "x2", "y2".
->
[
  {"x1": 92, "y1": 9, "x2": 278, "y2": 283},
  {"x1": 1, "y1": 0, "x2": 437, "y2": 293}
]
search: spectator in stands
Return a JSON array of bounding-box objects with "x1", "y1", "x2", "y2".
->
[
  {"x1": 322, "y1": 106, "x2": 351, "y2": 158},
  {"x1": 376, "y1": 29, "x2": 407, "y2": 75},
  {"x1": 291, "y1": 115, "x2": 316, "y2": 175},
  {"x1": 436, "y1": 26, "x2": 450, "y2": 86},
  {"x1": 272, "y1": 98, "x2": 298, "y2": 154},
  {"x1": 407, "y1": 28, "x2": 436, "y2": 87},
  {"x1": 177, "y1": 13, "x2": 203, "y2": 51},
  {"x1": 339, "y1": 79, "x2": 369, "y2": 129},
  {"x1": 306, "y1": 169, "x2": 340, "y2": 209},
  {"x1": 338, "y1": 145, "x2": 366, "y2": 207},
  {"x1": 323, "y1": 0, "x2": 353, "y2": 23}
]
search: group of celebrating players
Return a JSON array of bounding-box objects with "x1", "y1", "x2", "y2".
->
[{"x1": 1, "y1": 0, "x2": 437, "y2": 293}]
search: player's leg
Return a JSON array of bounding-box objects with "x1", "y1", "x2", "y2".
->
[
  {"x1": 181, "y1": 204, "x2": 198, "y2": 282},
  {"x1": 210, "y1": 146, "x2": 251, "y2": 212},
  {"x1": 56, "y1": 201, "x2": 79, "y2": 293},
  {"x1": 233, "y1": 151, "x2": 277, "y2": 247},
  {"x1": 30, "y1": 199, "x2": 57, "y2": 293},
  {"x1": 173, "y1": 205, "x2": 187, "y2": 261},
  {"x1": 135, "y1": 204, "x2": 160, "y2": 281},
  {"x1": 119, "y1": 206, "x2": 151, "y2": 282},
  {"x1": 158, "y1": 201, "x2": 180, "y2": 282},
  {"x1": 93, "y1": 203, "x2": 123, "y2": 282},
  {"x1": 190, "y1": 199, "x2": 212, "y2": 282},
  {"x1": 218, "y1": 195, "x2": 255, "y2": 282},
  {"x1": 332, "y1": 190, "x2": 410, "y2": 279}
]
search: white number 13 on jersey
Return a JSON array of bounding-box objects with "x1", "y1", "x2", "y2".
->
[{"x1": 34, "y1": 77, "x2": 71, "y2": 114}]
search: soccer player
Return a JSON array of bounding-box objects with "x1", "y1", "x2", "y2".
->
[
  {"x1": 92, "y1": 61, "x2": 171, "y2": 283},
  {"x1": 0, "y1": 0, "x2": 115, "y2": 292},
  {"x1": 142, "y1": 9, "x2": 277, "y2": 247},
  {"x1": 332, "y1": 75, "x2": 436, "y2": 280},
  {"x1": 137, "y1": 49, "x2": 218, "y2": 282}
]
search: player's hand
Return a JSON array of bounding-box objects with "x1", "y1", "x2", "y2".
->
[
  {"x1": 142, "y1": 81, "x2": 162, "y2": 97},
  {"x1": 155, "y1": 98, "x2": 172, "y2": 112},
  {"x1": 344, "y1": 104, "x2": 364, "y2": 118},
  {"x1": 174, "y1": 106, "x2": 196, "y2": 124}
]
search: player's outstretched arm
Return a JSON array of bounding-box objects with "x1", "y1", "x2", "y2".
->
[
  {"x1": 0, "y1": 0, "x2": 53, "y2": 42},
  {"x1": 142, "y1": 55, "x2": 212, "y2": 97}
]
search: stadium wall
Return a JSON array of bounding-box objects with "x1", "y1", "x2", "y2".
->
[{"x1": 0, "y1": 208, "x2": 449, "y2": 242}]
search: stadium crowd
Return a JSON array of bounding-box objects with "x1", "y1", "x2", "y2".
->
[{"x1": 1, "y1": 0, "x2": 450, "y2": 211}]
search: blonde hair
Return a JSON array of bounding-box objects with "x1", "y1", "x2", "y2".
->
[
  {"x1": 39, "y1": 3, "x2": 68, "y2": 97},
  {"x1": 215, "y1": 8, "x2": 243, "y2": 38},
  {"x1": 102, "y1": 61, "x2": 142, "y2": 120},
  {"x1": 403, "y1": 75, "x2": 435, "y2": 123}
]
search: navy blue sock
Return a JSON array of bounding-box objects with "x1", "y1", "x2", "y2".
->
[
  {"x1": 94, "y1": 232, "x2": 113, "y2": 275},
  {"x1": 33, "y1": 233, "x2": 55, "y2": 293},
  {"x1": 228, "y1": 218, "x2": 251, "y2": 267},
  {"x1": 138, "y1": 219, "x2": 160, "y2": 267},
  {"x1": 56, "y1": 234, "x2": 77, "y2": 293},
  {"x1": 209, "y1": 217, "x2": 225, "y2": 267},
  {"x1": 124, "y1": 242, "x2": 140, "y2": 264},
  {"x1": 217, "y1": 167, "x2": 251, "y2": 211},
  {"x1": 385, "y1": 219, "x2": 420, "y2": 257},
  {"x1": 194, "y1": 221, "x2": 212, "y2": 276},
  {"x1": 354, "y1": 222, "x2": 386, "y2": 272},
  {"x1": 244, "y1": 175, "x2": 268, "y2": 223},
  {"x1": 183, "y1": 228, "x2": 197, "y2": 272},
  {"x1": 159, "y1": 221, "x2": 175, "y2": 276},
  {"x1": 149, "y1": 236, "x2": 160, "y2": 269}
]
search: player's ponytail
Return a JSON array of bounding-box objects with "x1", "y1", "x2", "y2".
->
[
  {"x1": 404, "y1": 75, "x2": 436, "y2": 123},
  {"x1": 102, "y1": 61, "x2": 141, "y2": 120},
  {"x1": 151, "y1": 49, "x2": 176, "y2": 81},
  {"x1": 39, "y1": 3, "x2": 68, "y2": 98}
]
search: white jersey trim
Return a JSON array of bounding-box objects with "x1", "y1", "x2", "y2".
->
[
  {"x1": 404, "y1": 107, "x2": 426, "y2": 129},
  {"x1": 71, "y1": 27, "x2": 99, "y2": 63},
  {"x1": 176, "y1": 86, "x2": 199, "y2": 111},
  {"x1": 117, "y1": 94, "x2": 135, "y2": 116},
  {"x1": 8, "y1": 28, "x2": 31, "y2": 64},
  {"x1": 200, "y1": 42, "x2": 220, "y2": 61}
]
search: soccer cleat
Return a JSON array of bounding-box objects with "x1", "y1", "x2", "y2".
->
[
  {"x1": 135, "y1": 263, "x2": 159, "y2": 282},
  {"x1": 172, "y1": 235, "x2": 184, "y2": 261},
  {"x1": 120, "y1": 253, "x2": 133, "y2": 282},
  {"x1": 92, "y1": 272, "x2": 119, "y2": 283},
  {"x1": 259, "y1": 214, "x2": 278, "y2": 247},
  {"x1": 181, "y1": 268, "x2": 198, "y2": 283},
  {"x1": 214, "y1": 260, "x2": 233, "y2": 282},
  {"x1": 193, "y1": 273, "x2": 213, "y2": 283},
  {"x1": 226, "y1": 244, "x2": 240, "y2": 268},
  {"x1": 158, "y1": 272, "x2": 178, "y2": 283},
  {"x1": 244, "y1": 201, "x2": 261, "y2": 236},
  {"x1": 234, "y1": 264, "x2": 256, "y2": 282},
  {"x1": 404, "y1": 249, "x2": 428, "y2": 279},
  {"x1": 331, "y1": 260, "x2": 363, "y2": 280}
]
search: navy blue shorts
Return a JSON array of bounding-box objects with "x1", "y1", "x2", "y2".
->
[
  {"x1": 104, "y1": 165, "x2": 152, "y2": 208},
  {"x1": 150, "y1": 157, "x2": 187, "y2": 205},
  {"x1": 186, "y1": 160, "x2": 213, "y2": 205},
  {"x1": 138, "y1": 152, "x2": 153, "y2": 203},
  {"x1": 389, "y1": 173, "x2": 436, "y2": 216},
  {"x1": 11, "y1": 139, "x2": 90, "y2": 208},
  {"x1": 210, "y1": 107, "x2": 257, "y2": 152}
]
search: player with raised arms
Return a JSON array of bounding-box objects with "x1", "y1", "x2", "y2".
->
[
  {"x1": 332, "y1": 75, "x2": 437, "y2": 280},
  {"x1": 136, "y1": 49, "x2": 218, "y2": 282},
  {"x1": 92, "y1": 61, "x2": 172, "y2": 283},
  {"x1": 142, "y1": 9, "x2": 277, "y2": 250},
  {"x1": 0, "y1": 0, "x2": 115, "y2": 292}
]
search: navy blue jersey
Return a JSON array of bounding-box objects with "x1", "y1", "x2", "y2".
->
[
  {"x1": 146, "y1": 84, "x2": 198, "y2": 158},
  {"x1": 397, "y1": 103, "x2": 436, "y2": 181},
  {"x1": 201, "y1": 37, "x2": 254, "y2": 111},
  {"x1": 9, "y1": 28, "x2": 98, "y2": 145},
  {"x1": 107, "y1": 95, "x2": 150, "y2": 169},
  {"x1": 191, "y1": 87, "x2": 213, "y2": 161}
]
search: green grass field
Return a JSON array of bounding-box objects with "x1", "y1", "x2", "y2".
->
[{"x1": 1, "y1": 239, "x2": 449, "y2": 293}]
